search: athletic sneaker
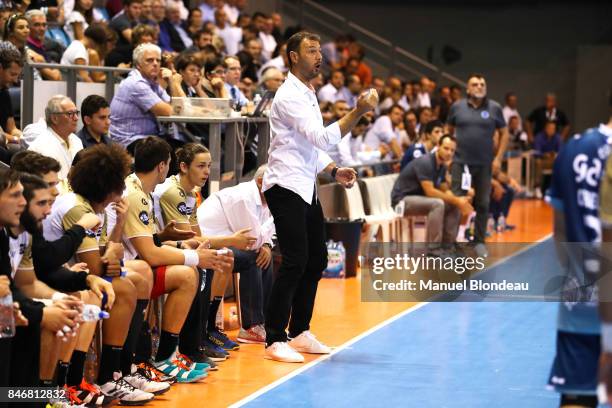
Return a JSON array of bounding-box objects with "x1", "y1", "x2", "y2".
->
[
  {"x1": 187, "y1": 350, "x2": 218, "y2": 371},
  {"x1": 99, "y1": 372, "x2": 154, "y2": 406},
  {"x1": 48, "y1": 387, "x2": 87, "y2": 408},
  {"x1": 136, "y1": 362, "x2": 177, "y2": 384},
  {"x1": 153, "y1": 356, "x2": 207, "y2": 383},
  {"x1": 264, "y1": 342, "x2": 304, "y2": 363},
  {"x1": 123, "y1": 365, "x2": 171, "y2": 395},
  {"x1": 237, "y1": 325, "x2": 266, "y2": 344},
  {"x1": 208, "y1": 328, "x2": 240, "y2": 351},
  {"x1": 289, "y1": 331, "x2": 331, "y2": 354},
  {"x1": 201, "y1": 338, "x2": 229, "y2": 361},
  {"x1": 175, "y1": 352, "x2": 211, "y2": 372},
  {"x1": 64, "y1": 380, "x2": 118, "y2": 407}
]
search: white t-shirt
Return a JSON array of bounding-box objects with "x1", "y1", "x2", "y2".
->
[
  {"x1": 64, "y1": 10, "x2": 88, "y2": 41},
  {"x1": 61, "y1": 40, "x2": 89, "y2": 65}
]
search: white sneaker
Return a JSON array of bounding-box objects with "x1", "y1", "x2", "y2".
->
[
  {"x1": 99, "y1": 372, "x2": 155, "y2": 405},
  {"x1": 124, "y1": 364, "x2": 171, "y2": 395},
  {"x1": 264, "y1": 342, "x2": 304, "y2": 363},
  {"x1": 535, "y1": 187, "x2": 543, "y2": 199},
  {"x1": 288, "y1": 331, "x2": 331, "y2": 354}
]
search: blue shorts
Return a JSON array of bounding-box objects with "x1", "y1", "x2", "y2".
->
[{"x1": 548, "y1": 330, "x2": 600, "y2": 395}]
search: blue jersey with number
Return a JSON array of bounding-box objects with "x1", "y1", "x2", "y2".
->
[
  {"x1": 546, "y1": 124, "x2": 612, "y2": 395},
  {"x1": 547, "y1": 125, "x2": 612, "y2": 243}
]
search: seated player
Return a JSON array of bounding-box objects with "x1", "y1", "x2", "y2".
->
[
  {"x1": 43, "y1": 144, "x2": 158, "y2": 405},
  {"x1": 108, "y1": 137, "x2": 232, "y2": 380}
]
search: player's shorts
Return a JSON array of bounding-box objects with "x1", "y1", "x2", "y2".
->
[
  {"x1": 150, "y1": 265, "x2": 167, "y2": 299},
  {"x1": 548, "y1": 330, "x2": 600, "y2": 395}
]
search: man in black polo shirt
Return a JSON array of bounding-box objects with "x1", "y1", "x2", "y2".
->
[
  {"x1": 447, "y1": 73, "x2": 508, "y2": 256},
  {"x1": 392, "y1": 134, "x2": 472, "y2": 250},
  {"x1": 526, "y1": 92, "x2": 570, "y2": 142},
  {"x1": 77, "y1": 95, "x2": 112, "y2": 148}
]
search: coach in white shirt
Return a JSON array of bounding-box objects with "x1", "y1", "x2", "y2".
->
[
  {"x1": 261, "y1": 31, "x2": 377, "y2": 363},
  {"x1": 28, "y1": 95, "x2": 84, "y2": 180},
  {"x1": 198, "y1": 166, "x2": 274, "y2": 344}
]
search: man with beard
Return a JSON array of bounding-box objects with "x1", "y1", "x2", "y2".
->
[{"x1": 261, "y1": 31, "x2": 377, "y2": 363}]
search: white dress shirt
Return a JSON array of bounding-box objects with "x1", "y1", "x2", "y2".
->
[
  {"x1": 28, "y1": 127, "x2": 84, "y2": 180},
  {"x1": 364, "y1": 115, "x2": 397, "y2": 150},
  {"x1": 258, "y1": 31, "x2": 277, "y2": 62},
  {"x1": 197, "y1": 180, "x2": 275, "y2": 250},
  {"x1": 327, "y1": 132, "x2": 358, "y2": 167},
  {"x1": 262, "y1": 71, "x2": 340, "y2": 204},
  {"x1": 317, "y1": 83, "x2": 351, "y2": 104},
  {"x1": 216, "y1": 25, "x2": 242, "y2": 56}
]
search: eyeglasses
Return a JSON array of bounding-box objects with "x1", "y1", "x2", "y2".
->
[
  {"x1": 210, "y1": 69, "x2": 226, "y2": 75},
  {"x1": 52, "y1": 110, "x2": 80, "y2": 118}
]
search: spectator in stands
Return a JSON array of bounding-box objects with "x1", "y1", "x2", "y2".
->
[
  {"x1": 417, "y1": 106, "x2": 433, "y2": 133},
  {"x1": 320, "y1": 33, "x2": 350, "y2": 76},
  {"x1": 240, "y1": 76, "x2": 255, "y2": 101},
  {"x1": 198, "y1": 165, "x2": 274, "y2": 346},
  {"x1": 450, "y1": 84, "x2": 462, "y2": 103},
  {"x1": 371, "y1": 76, "x2": 384, "y2": 99},
  {"x1": 346, "y1": 42, "x2": 371, "y2": 86},
  {"x1": 225, "y1": 55, "x2": 249, "y2": 109},
  {"x1": 201, "y1": 55, "x2": 229, "y2": 98},
  {"x1": 60, "y1": 24, "x2": 108, "y2": 82},
  {"x1": 158, "y1": 2, "x2": 191, "y2": 52},
  {"x1": 3, "y1": 13, "x2": 37, "y2": 67},
  {"x1": 198, "y1": 0, "x2": 215, "y2": 24},
  {"x1": 533, "y1": 120, "x2": 562, "y2": 199},
  {"x1": 255, "y1": 67, "x2": 283, "y2": 98},
  {"x1": 109, "y1": 43, "x2": 185, "y2": 150},
  {"x1": 400, "y1": 120, "x2": 444, "y2": 170},
  {"x1": 325, "y1": 100, "x2": 359, "y2": 167},
  {"x1": 175, "y1": 52, "x2": 205, "y2": 97},
  {"x1": 347, "y1": 116, "x2": 370, "y2": 166},
  {"x1": 398, "y1": 82, "x2": 415, "y2": 112},
  {"x1": 317, "y1": 69, "x2": 350, "y2": 104},
  {"x1": 364, "y1": 104, "x2": 404, "y2": 159},
  {"x1": 437, "y1": 85, "x2": 453, "y2": 123},
  {"x1": 311, "y1": 71, "x2": 324, "y2": 93},
  {"x1": 105, "y1": 23, "x2": 156, "y2": 67},
  {"x1": 139, "y1": 0, "x2": 157, "y2": 25},
  {"x1": 392, "y1": 134, "x2": 472, "y2": 251},
  {"x1": 0, "y1": 45, "x2": 24, "y2": 163},
  {"x1": 403, "y1": 110, "x2": 418, "y2": 144},
  {"x1": 109, "y1": 0, "x2": 143, "y2": 47},
  {"x1": 184, "y1": 8, "x2": 202, "y2": 37},
  {"x1": 28, "y1": 95, "x2": 83, "y2": 179},
  {"x1": 345, "y1": 74, "x2": 362, "y2": 108},
  {"x1": 77, "y1": 95, "x2": 112, "y2": 147},
  {"x1": 447, "y1": 73, "x2": 508, "y2": 256},
  {"x1": 508, "y1": 115, "x2": 529, "y2": 151},
  {"x1": 224, "y1": 0, "x2": 242, "y2": 26},
  {"x1": 149, "y1": 0, "x2": 165, "y2": 26},
  {"x1": 416, "y1": 76, "x2": 432, "y2": 108},
  {"x1": 64, "y1": 0, "x2": 95, "y2": 41},
  {"x1": 166, "y1": 0, "x2": 187, "y2": 20},
  {"x1": 526, "y1": 92, "x2": 570, "y2": 142},
  {"x1": 24, "y1": 10, "x2": 62, "y2": 80},
  {"x1": 214, "y1": 6, "x2": 241, "y2": 56},
  {"x1": 237, "y1": 37, "x2": 262, "y2": 82},
  {"x1": 257, "y1": 42, "x2": 287, "y2": 78},
  {"x1": 258, "y1": 14, "x2": 276, "y2": 63},
  {"x1": 184, "y1": 27, "x2": 213, "y2": 53},
  {"x1": 502, "y1": 91, "x2": 521, "y2": 129}
]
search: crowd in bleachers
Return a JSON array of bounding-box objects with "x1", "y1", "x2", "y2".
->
[{"x1": 0, "y1": 0, "x2": 578, "y2": 405}]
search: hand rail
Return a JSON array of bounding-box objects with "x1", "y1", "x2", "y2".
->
[
  {"x1": 281, "y1": 0, "x2": 466, "y2": 87},
  {"x1": 21, "y1": 62, "x2": 132, "y2": 127}
]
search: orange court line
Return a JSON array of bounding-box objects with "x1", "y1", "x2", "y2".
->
[{"x1": 149, "y1": 199, "x2": 553, "y2": 408}]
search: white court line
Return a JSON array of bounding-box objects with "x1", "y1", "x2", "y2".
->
[{"x1": 230, "y1": 234, "x2": 552, "y2": 407}]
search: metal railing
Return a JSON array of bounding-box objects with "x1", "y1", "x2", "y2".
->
[
  {"x1": 21, "y1": 62, "x2": 131, "y2": 126},
  {"x1": 278, "y1": 0, "x2": 466, "y2": 87}
]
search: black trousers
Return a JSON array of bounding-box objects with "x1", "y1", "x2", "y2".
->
[
  {"x1": 263, "y1": 185, "x2": 327, "y2": 345},
  {"x1": 451, "y1": 162, "x2": 492, "y2": 244}
]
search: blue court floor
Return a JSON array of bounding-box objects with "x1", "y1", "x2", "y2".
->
[{"x1": 240, "y1": 239, "x2": 564, "y2": 407}]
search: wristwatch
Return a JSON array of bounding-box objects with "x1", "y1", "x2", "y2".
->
[{"x1": 331, "y1": 166, "x2": 339, "y2": 179}]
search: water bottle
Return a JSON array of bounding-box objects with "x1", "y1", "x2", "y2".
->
[
  {"x1": 497, "y1": 215, "x2": 506, "y2": 233},
  {"x1": 81, "y1": 304, "x2": 110, "y2": 322},
  {"x1": 0, "y1": 293, "x2": 15, "y2": 338},
  {"x1": 337, "y1": 241, "x2": 346, "y2": 277}
]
